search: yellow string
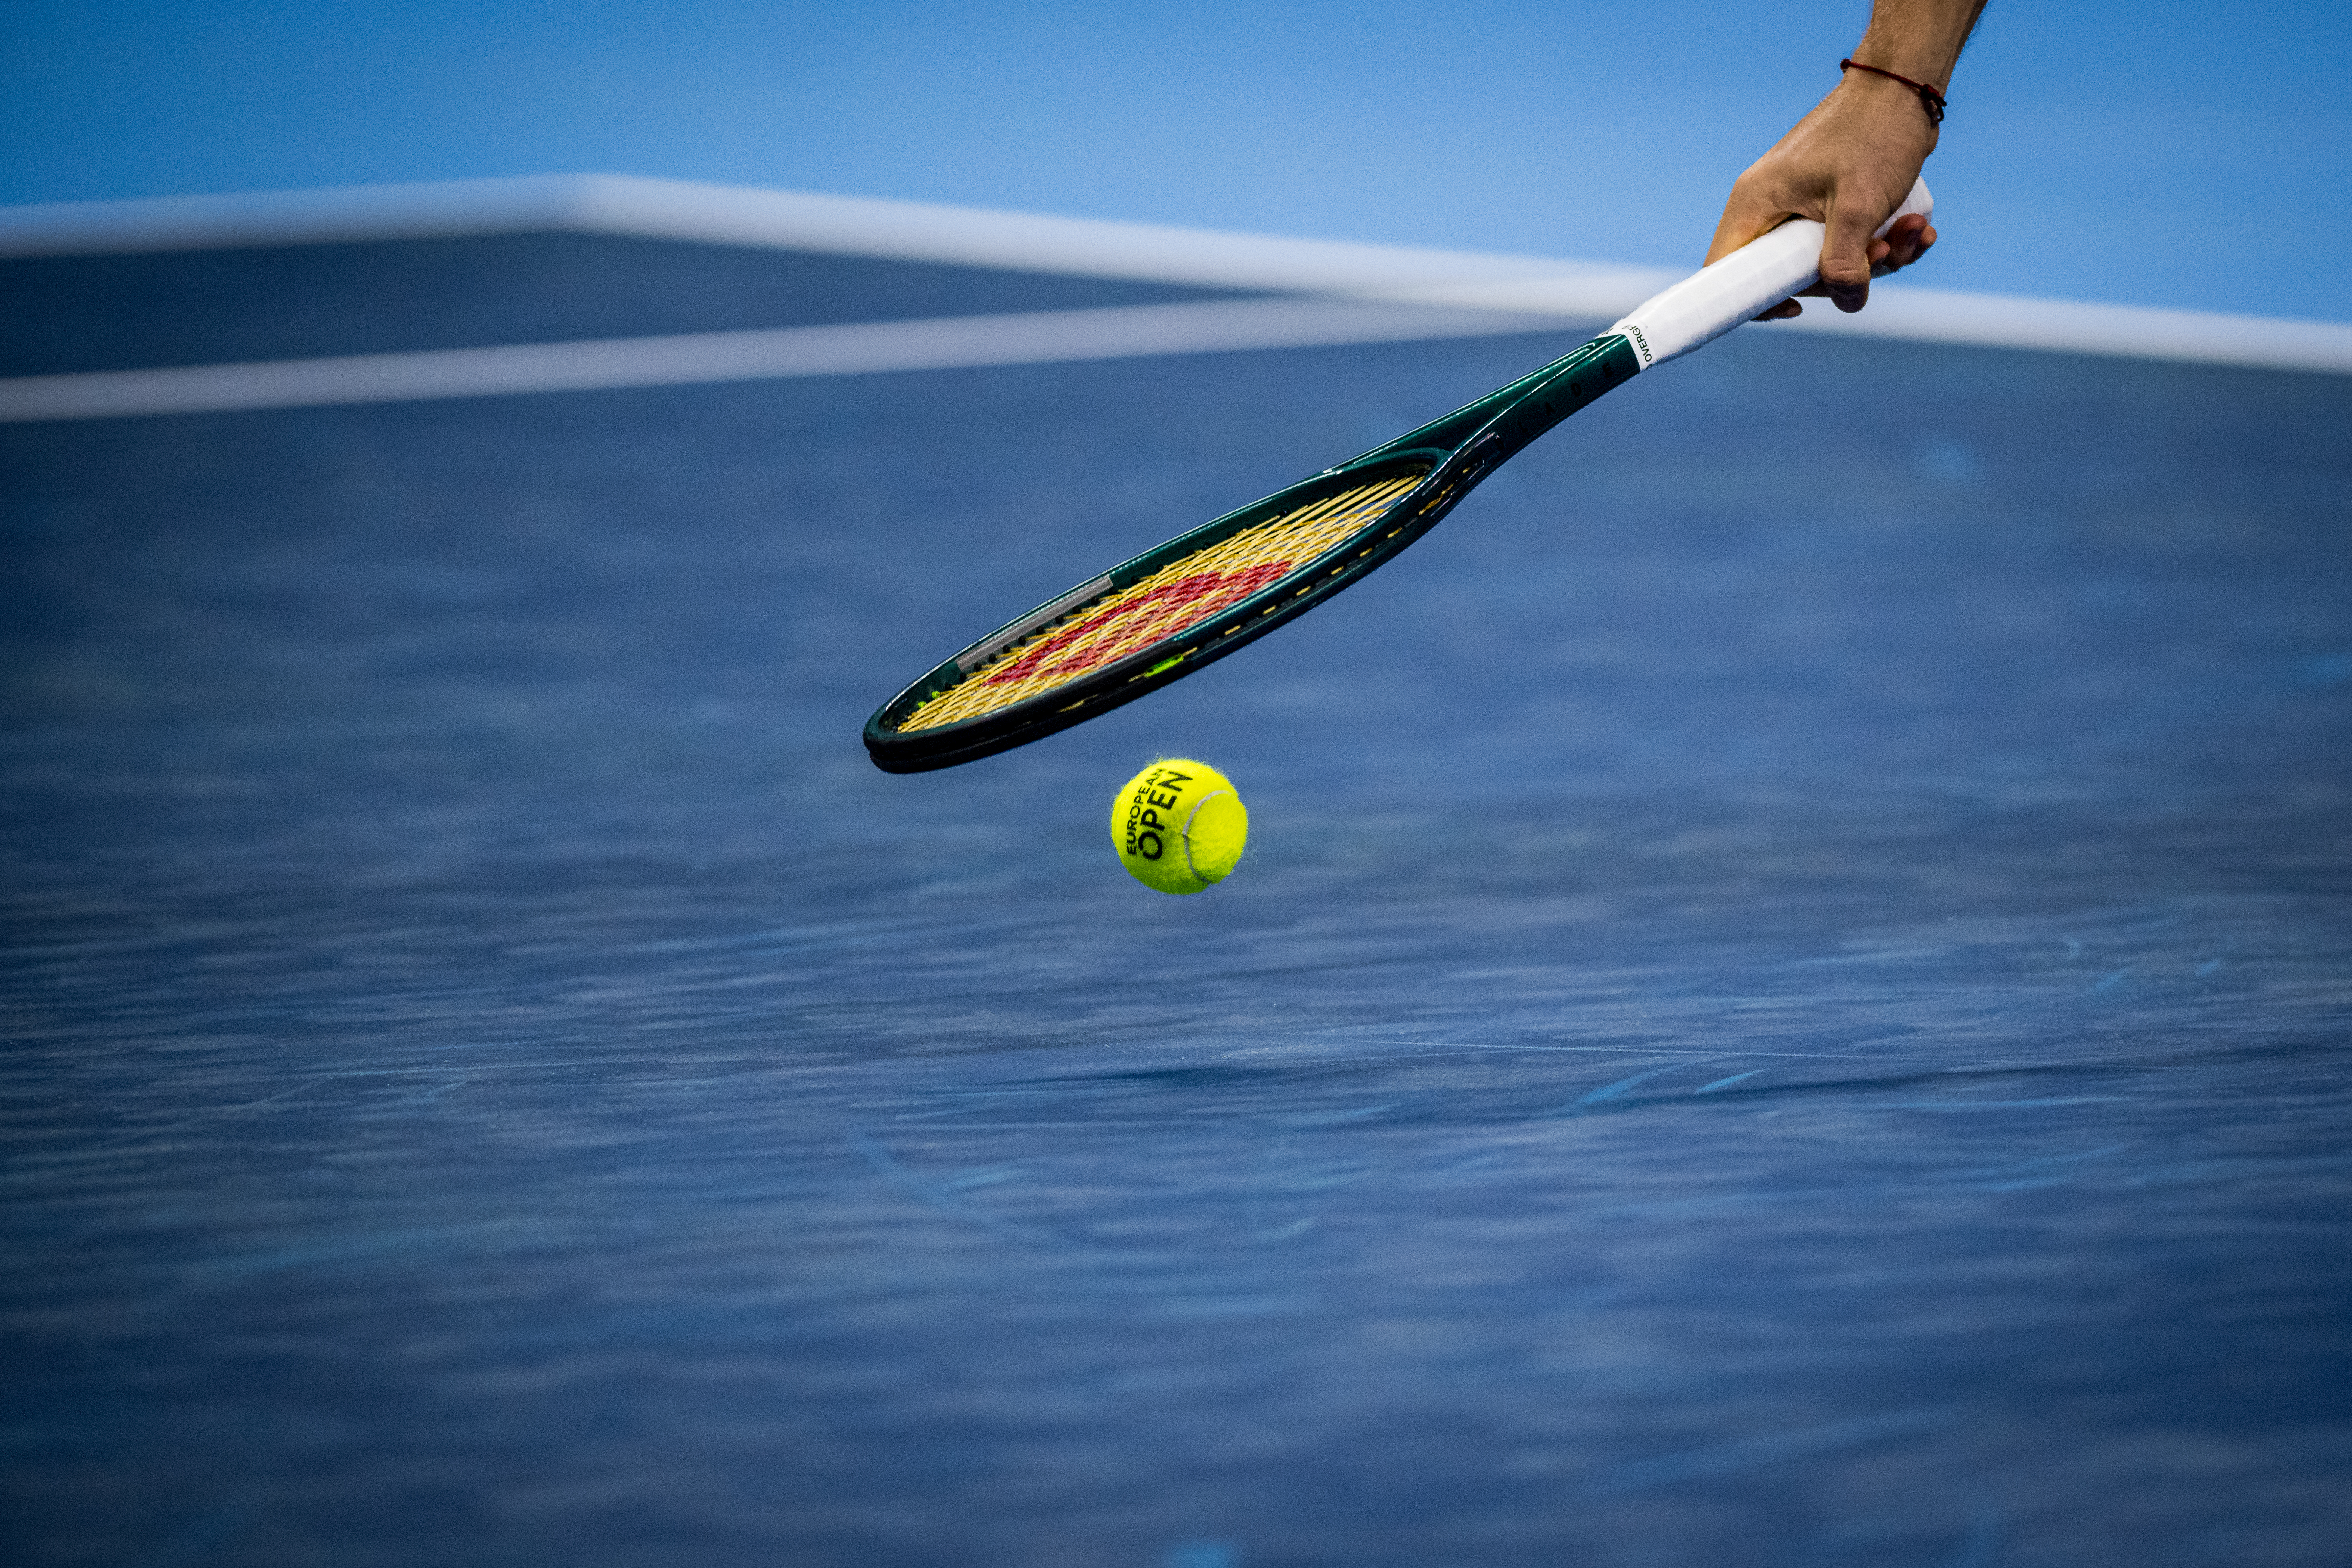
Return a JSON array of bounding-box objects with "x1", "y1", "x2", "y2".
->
[{"x1": 896, "y1": 473, "x2": 1421, "y2": 732}]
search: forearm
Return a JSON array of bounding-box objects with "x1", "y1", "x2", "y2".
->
[{"x1": 1849, "y1": 0, "x2": 1987, "y2": 93}]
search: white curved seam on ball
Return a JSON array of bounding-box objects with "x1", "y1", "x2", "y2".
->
[{"x1": 1180, "y1": 790, "x2": 1230, "y2": 883}]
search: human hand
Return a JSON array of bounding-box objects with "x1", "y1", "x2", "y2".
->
[{"x1": 1707, "y1": 66, "x2": 1942, "y2": 319}]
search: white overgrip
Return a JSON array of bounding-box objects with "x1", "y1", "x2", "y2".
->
[{"x1": 1607, "y1": 177, "x2": 1933, "y2": 371}]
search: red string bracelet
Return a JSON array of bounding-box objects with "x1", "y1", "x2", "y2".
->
[{"x1": 1841, "y1": 58, "x2": 1948, "y2": 125}]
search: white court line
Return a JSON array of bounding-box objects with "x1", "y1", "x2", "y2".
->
[
  {"x1": 8, "y1": 286, "x2": 2352, "y2": 425},
  {"x1": 0, "y1": 298, "x2": 1581, "y2": 424},
  {"x1": 1767, "y1": 286, "x2": 2352, "y2": 375}
]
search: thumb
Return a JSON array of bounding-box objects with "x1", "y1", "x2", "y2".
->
[
  {"x1": 1817, "y1": 198, "x2": 1880, "y2": 313},
  {"x1": 1705, "y1": 169, "x2": 1802, "y2": 266}
]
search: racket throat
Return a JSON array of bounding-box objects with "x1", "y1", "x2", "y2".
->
[{"x1": 1333, "y1": 332, "x2": 1642, "y2": 477}]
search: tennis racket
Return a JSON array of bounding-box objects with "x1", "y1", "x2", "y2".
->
[{"x1": 864, "y1": 179, "x2": 1933, "y2": 773}]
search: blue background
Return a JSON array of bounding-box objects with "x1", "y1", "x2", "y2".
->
[{"x1": 4, "y1": 0, "x2": 2349, "y2": 322}]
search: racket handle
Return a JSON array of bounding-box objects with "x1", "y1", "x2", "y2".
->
[{"x1": 1606, "y1": 177, "x2": 1933, "y2": 371}]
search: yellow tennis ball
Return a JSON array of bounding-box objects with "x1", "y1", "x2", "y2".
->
[{"x1": 1111, "y1": 758, "x2": 1248, "y2": 895}]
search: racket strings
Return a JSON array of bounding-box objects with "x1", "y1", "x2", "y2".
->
[{"x1": 896, "y1": 472, "x2": 1422, "y2": 732}]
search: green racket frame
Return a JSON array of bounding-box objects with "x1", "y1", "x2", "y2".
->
[{"x1": 863, "y1": 331, "x2": 1643, "y2": 773}]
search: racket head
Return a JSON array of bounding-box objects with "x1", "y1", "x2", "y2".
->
[
  {"x1": 864, "y1": 453, "x2": 1455, "y2": 772},
  {"x1": 860, "y1": 330, "x2": 1640, "y2": 774}
]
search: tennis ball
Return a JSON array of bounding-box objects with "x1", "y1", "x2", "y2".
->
[{"x1": 1111, "y1": 758, "x2": 1248, "y2": 895}]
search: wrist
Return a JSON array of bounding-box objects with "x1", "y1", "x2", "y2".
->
[
  {"x1": 1847, "y1": 52, "x2": 1955, "y2": 94},
  {"x1": 1828, "y1": 66, "x2": 1945, "y2": 140},
  {"x1": 1839, "y1": 59, "x2": 1946, "y2": 126}
]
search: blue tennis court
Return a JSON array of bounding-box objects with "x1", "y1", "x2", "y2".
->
[{"x1": 4, "y1": 186, "x2": 2350, "y2": 1567}]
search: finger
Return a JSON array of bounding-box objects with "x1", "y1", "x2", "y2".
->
[
  {"x1": 1879, "y1": 214, "x2": 1934, "y2": 271},
  {"x1": 1817, "y1": 198, "x2": 1881, "y2": 313},
  {"x1": 1754, "y1": 299, "x2": 1803, "y2": 321}
]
